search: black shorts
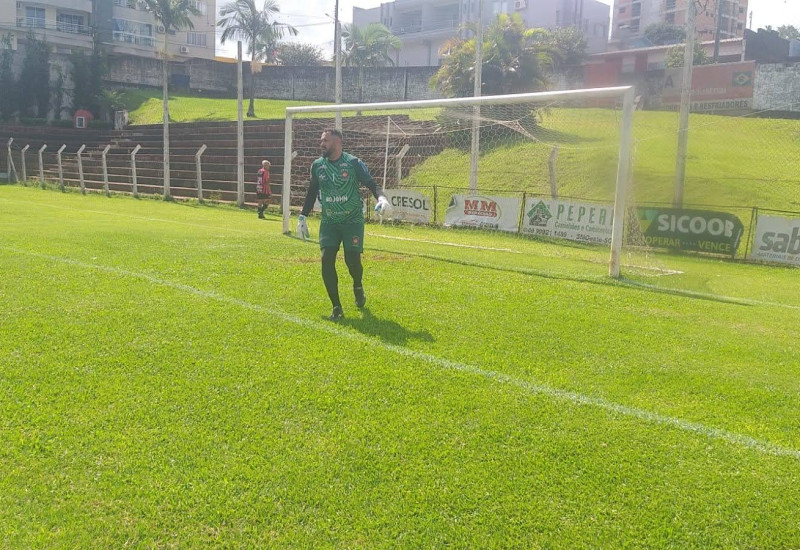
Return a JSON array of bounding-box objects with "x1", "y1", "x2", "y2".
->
[{"x1": 256, "y1": 193, "x2": 270, "y2": 200}]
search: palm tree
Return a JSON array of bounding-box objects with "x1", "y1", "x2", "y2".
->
[
  {"x1": 140, "y1": 0, "x2": 200, "y2": 199},
  {"x1": 218, "y1": 0, "x2": 298, "y2": 117},
  {"x1": 340, "y1": 23, "x2": 402, "y2": 104}
]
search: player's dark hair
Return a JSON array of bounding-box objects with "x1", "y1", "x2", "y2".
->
[{"x1": 323, "y1": 128, "x2": 343, "y2": 140}]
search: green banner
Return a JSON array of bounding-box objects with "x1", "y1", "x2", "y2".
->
[{"x1": 635, "y1": 208, "x2": 744, "y2": 256}]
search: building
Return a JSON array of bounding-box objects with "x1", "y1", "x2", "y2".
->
[
  {"x1": 353, "y1": 0, "x2": 610, "y2": 67},
  {"x1": 611, "y1": 0, "x2": 748, "y2": 43},
  {"x1": 0, "y1": 0, "x2": 216, "y2": 60}
]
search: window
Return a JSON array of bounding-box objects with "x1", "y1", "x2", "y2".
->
[
  {"x1": 189, "y1": 1, "x2": 207, "y2": 15},
  {"x1": 111, "y1": 18, "x2": 155, "y2": 47},
  {"x1": 666, "y1": 0, "x2": 676, "y2": 10},
  {"x1": 632, "y1": 3, "x2": 641, "y2": 16},
  {"x1": 113, "y1": 0, "x2": 144, "y2": 9},
  {"x1": 24, "y1": 6, "x2": 45, "y2": 28},
  {"x1": 618, "y1": 7, "x2": 626, "y2": 14},
  {"x1": 187, "y1": 31, "x2": 206, "y2": 46},
  {"x1": 57, "y1": 13, "x2": 84, "y2": 34}
]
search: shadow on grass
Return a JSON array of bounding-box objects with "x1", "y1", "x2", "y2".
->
[
  {"x1": 339, "y1": 307, "x2": 435, "y2": 346},
  {"x1": 368, "y1": 245, "x2": 756, "y2": 308}
]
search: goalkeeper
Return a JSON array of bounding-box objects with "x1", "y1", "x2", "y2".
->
[{"x1": 297, "y1": 128, "x2": 391, "y2": 321}]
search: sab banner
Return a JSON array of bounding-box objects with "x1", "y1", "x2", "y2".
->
[
  {"x1": 383, "y1": 189, "x2": 432, "y2": 224},
  {"x1": 636, "y1": 208, "x2": 744, "y2": 255},
  {"x1": 445, "y1": 195, "x2": 521, "y2": 233},
  {"x1": 750, "y1": 213, "x2": 800, "y2": 266},
  {"x1": 522, "y1": 199, "x2": 614, "y2": 245}
]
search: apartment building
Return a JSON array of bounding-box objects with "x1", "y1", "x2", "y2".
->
[
  {"x1": 353, "y1": 0, "x2": 611, "y2": 67},
  {"x1": 0, "y1": 0, "x2": 216, "y2": 60},
  {"x1": 612, "y1": 0, "x2": 748, "y2": 42}
]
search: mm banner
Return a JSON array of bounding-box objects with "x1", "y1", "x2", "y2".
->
[
  {"x1": 522, "y1": 198, "x2": 614, "y2": 245},
  {"x1": 750, "y1": 213, "x2": 800, "y2": 266},
  {"x1": 636, "y1": 208, "x2": 744, "y2": 255},
  {"x1": 383, "y1": 189, "x2": 432, "y2": 224},
  {"x1": 445, "y1": 195, "x2": 521, "y2": 233}
]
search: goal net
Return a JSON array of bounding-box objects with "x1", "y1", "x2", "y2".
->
[{"x1": 282, "y1": 87, "x2": 635, "y2": 278}]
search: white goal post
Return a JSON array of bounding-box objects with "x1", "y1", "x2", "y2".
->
[{"x1": 282, "y1": 86, "x2": 635, "y2": 278}]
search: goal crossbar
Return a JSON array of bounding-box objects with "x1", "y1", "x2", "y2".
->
[{"x1": 281, "y1": 86, "x2": 635, "y2": 278}]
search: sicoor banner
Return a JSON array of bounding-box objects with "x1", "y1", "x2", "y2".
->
[
  {"x1": 636, "y1": 208, "x2": 744, "y2": 255},
  {"x1": 661, "y1": 61, "x2": 755, "y2": 112},
  {"x1": 383, "y1": 189, "x2": 432, "y2": 224},
  {"x1": 445, "y1": 195, "x2": 521, "y2": 233},
  {"x1": 522, "y1": 199, "x2": 614, "y2": 245},
  {"x1": 750, "y1": 214, "x2": 800, "y2": 266}
]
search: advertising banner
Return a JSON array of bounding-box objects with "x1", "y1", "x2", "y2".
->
[
  {"x1": 636, "y1": 208, "x2": 744, "y2": 255},
  {"x1": 661, "y1": 61, "x2": 755, "y2": 113},
  {"x1": 444, "y1": 195, "x2": 521, "y2": 233},
  {"x1": 522, "y1": 199, "x2": 614, "y2": 245},
  {"x1": 750, "y1": 213, "x2": 800, "y2": 266},
  {"x1": 383, "y1": 189, "x2": 432, "y2": 224}
]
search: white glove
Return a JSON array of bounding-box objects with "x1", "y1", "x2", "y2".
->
[
  {"x1": 374, "y1": 196, "x2": 391, "y2": 216},
  {"x1": 297, "y1": 214, "x2": 310, "y2": 241}
]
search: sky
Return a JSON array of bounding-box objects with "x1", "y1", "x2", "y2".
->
[{"x1": 216, "y1": 0, "x2": 800, "y2": 59}]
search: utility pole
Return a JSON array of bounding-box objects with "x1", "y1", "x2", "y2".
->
[
  {"x1": 713, "y1": 0, "x2": 724, "y2": 62},
  {"x1": 334, "y1": 0, "x2": 342, "y2": 131},
  {"x1": 469, "y1": 0, "x2": 483, "y2": 192},
  {"x1": 673, "y1": 0, "x2": 697, "y2": 208}
]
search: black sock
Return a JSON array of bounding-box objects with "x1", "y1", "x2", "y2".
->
[{"x1": 321, "y1": 248, "x2": 340, "y2": 307}]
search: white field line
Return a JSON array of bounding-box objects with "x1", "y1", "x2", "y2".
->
[
  {"x1": 366, "y1": 233, "x2": 522, "y2": 253},
  {"x1": 2, "y1": 196, "x2": 796, "y2": 310},
  {"x1": 5, "y1": 245, "x2": 800, "y2": 460}
]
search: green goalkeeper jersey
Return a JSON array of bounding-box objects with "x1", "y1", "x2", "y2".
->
[{"x1": 304, "y1": 152, "x2": 381, "y2": 224}]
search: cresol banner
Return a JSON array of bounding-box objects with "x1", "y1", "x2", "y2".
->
[
  {"x1": 636, "y1": 208, "x2": 744, "y2": 255},
  {"x1": 750, "y1": 213, "x2": 800, "y2": 266},
  {"x1": 383, "y1": 189, "x2": 432, "y2": 224},
  {"x1": 445, "y1": 195, "x2": 521, "y2": 233},
  {"x1": 522, "y1": 199, "x2": 614, "y2": 244}
]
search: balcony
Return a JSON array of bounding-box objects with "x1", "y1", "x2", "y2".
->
[
  {"x1": 16, "y1": 17, "x2": 92, "y2": 35},
  {"x1": 112, "y1": 31, "x2": 156, "y2": 47},
  {"x1": 392, "y1": 17, "x2": 458, "y2": 36}
]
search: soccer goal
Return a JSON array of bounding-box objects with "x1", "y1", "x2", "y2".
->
[{"x1": 282, "y1": 86, "x2": 635, "y2": 278}]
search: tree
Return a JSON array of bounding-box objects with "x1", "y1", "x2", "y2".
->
[
  {"x1": 218, "y1": 0, "x2": 298, "y2": 117},
  {"x1": 777, "y1": 25, "x2": 800, "y2": 41},
  {"x1": 546, "y1": 26, "x2": 588, "y2": 70},
  {"x1": 341, "y1": 22, "x2": 402, "y2": 105},
  {"x1": 430, "y1": 14, "x2": 555, "y2": 98},
  {"x1": 341, "y1": 23, "x2": 402, "y2": 68},
  {"x1": 0, "y1": 35, "x2": 16, "y2": 122},
  {"x1": 666, "y1": 40, "x2": 712, "y2": 67},
  {"x1": 644, "y1": 22, "x2": 686, "y2": 45},
  {"x1": 70, "y1": 36, "x2": 107, "y2": 117},
  {"x1": 140, "y1": 0, "x2": 201, "y2": 199},
  {"x1": 277, "y1": 42, "x2": 325, "y2": 66},
  {"x1": 18, "y1": 32, "x2": 50, "y2": 118}
]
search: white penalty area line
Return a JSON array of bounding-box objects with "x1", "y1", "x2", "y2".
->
[
  {"x1": 366, "y1": 233, "x2": 523, "y2": 253},
  {"x1": 5, "y1": 246, "x2": 800, "y2": 461}
]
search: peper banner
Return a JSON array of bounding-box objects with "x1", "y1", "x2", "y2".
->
[{"x1": 522, "y1": 199, "x2": 614, "y2": 245}]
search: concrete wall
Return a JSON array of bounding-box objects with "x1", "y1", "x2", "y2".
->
[
  {"x1": 754, "y1": 63, "x2": 800, "y2": 112},
  {"x1": 105, "y1": 54, "x2": 442, "y2": 102}
]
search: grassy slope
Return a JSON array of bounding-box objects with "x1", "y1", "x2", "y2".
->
[
  {"x1": 403, "y1": 108, "x2": 800, "y2": 212},
  {"x1": 1, "y1": 185, "x2": 800, "y2": 548}
]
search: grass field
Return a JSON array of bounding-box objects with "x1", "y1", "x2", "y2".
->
[{"x1": 2, "y1": 185, "x2": 800, "y2": 548}]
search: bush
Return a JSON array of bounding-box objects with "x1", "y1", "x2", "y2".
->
[{"x1": 19, "y1": 117, "x2": 48, "y2": 126}]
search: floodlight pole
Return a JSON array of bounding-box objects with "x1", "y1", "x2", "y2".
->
[
  {"x1": 469, "y1": 0, "x2": 483, "y2": 193},
  {"x1": 674, "y1": 0, "x2": 696, "y2": 208},
  {"x1": 237, "y1": 41, "x2": 245, "y2": 207},
  {"x1": 334, "y1": 0, "x2": 342, "y2": 131}
]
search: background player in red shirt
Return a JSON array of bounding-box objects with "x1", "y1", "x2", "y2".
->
[{"x1": 256, "y1": 159, "x2": 271, "y2": 219}]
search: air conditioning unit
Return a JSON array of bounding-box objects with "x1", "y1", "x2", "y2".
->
[
  {"x1": 156, "y1": 25, "x2": 165, "y2": 33},
  {"x1": 514, "y1": 0, "x2": 527, "y2": 9},
  {"x1": 179, "y1": 45, "x2": 189, "y2": 54}
]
